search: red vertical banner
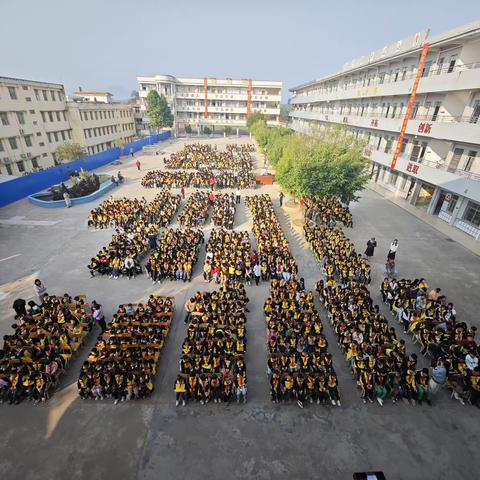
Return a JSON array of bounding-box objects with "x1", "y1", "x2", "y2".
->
[
  {"x1": 247, "y1": 79, "x2": 252, "y2": 115},
  {"x1": 204, "y1": 77, "x2": 209, "y2": 119},
  {"x1": 391, "y1": 42, "x2": 430, "y2": 169}
]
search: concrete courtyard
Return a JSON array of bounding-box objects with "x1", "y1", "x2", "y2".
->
[{"x1": 0, "y1": 136, "x2": 479, "y2": 480}]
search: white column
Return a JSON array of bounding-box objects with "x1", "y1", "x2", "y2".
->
[
  {"x1": 236, "y1": 128, "x2": 239, "y2": 137},
  {"x1": 426, "y1": 186, "x2": 441, "y2": 215}
]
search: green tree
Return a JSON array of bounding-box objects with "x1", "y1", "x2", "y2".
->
[
  {"x1": 279, "y1": 104, "x2": 291, "y2": 123},
  {"x1": 250, "y1": 123, "x2": 369, "y2": 204},
  {"x1": 55, "y1": 142, "x2": 85, "y2": 162},
  {"x1": 224, "y1": 125, "x2": 233, "y2": 135},
  {"x1": 246, "y1": 111, "x2": 266, "y2": 129},
  {"x1": 129, "y1": 90, "x2": 139, "y2": 104},
  {"x1": 146, "y1": 90, "x2": 173, "y2": 131}
]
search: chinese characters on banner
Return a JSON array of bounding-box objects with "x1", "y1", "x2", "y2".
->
[
  {"x1": 406, "y1": 162, "x2": 419, "y2": 174},
  {"x1": 370, "y1": 119, "x2": 379, "y2": 127},
  {"x1": 418, "y1": 122, "x2": 432, "y2": 134}
]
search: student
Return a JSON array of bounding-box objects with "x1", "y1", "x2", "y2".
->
[
  {"x1": 174, "y1": 375, "x2": 187, "y2": 406},
  {"x1": 33, "y1": 279, "x2": 48, "y2": 302},
  {"x1": 92, "y1": 301, "x2": 106, "y2": 333}
]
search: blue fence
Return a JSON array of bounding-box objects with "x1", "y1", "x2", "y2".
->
[{"x1": 0, "y1": 131, "x2": 171, "y2": 208}]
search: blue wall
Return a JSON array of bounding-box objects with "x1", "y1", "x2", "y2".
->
[{"x1": 0, "y1": 131, "x2": 171, "y2": 208}]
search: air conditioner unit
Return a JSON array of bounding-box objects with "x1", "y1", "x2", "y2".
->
[
  {"x1": 19, "y1": 129, "x2": 24, "y2": 134},
  {"x1": 2, "y1": 157, "x2": 12, "y2": 164},
  {"x1": 26, "y1": 152, "x2": 32, "y2": 159},
  {"x1": 20, "y1": 154, "x2": 27, "y2": 159}
]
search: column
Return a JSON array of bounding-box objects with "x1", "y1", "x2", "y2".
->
[{"x1": 426, "y1": 186, "x2": 441, "y2": 215}]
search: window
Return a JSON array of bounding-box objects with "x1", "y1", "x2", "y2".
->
[
  {"x1": 39, "y1": 142, "x2": 45, "y2": 146},
  {"x1": 31, "y1": 157, "x2": 39, "y2": 168},
  {"x1": 464, "y1": 150, "x2": 477, "y2": 172},
  {"x1": 8, "y1": 137, "x2": 18, "y2": 149},
  {"x1": 41, "y1": 111, "x2": 46, "y2": 122},
  {"x1": 48, "y1": 112, "x2": 54, "y2": 122},
  {"x1": 8, "y1": 87, "x2": 17, "y2": 99},
  {"x1": 43, "y1": 90, "x2": 48, "y2": 101},
  {"x1": 61, "y1": 131, "x2": 66, "y2": 141},
  {"x1": 25, "y1": 135, "x2": 32, "y2": 147},
  {"x1": 51, "y1": 91, "x2": 55, "y2": 101},
  {"x1": 26, "y1": 97, "x2": 31, "y2": 102},
  {"x1": 36, "y1": 132, "x2": 42, "y2": 136},
  {"x1": 17, "y1": 161, "x2": 25, "y2": 172},
  {"x1": 6, "y1": 164, "x2": 12, "y2": 175},
  {"x1": 431, "y1": 101, "x2": 441, "y2": 121},
  {"x1": 90, "y1": 111, "x2": 94, "y2": 120},
  {"x1": 463, "y1": 201, "x2": 480, "y2": 227},
  {"x1": 35, "y1": 89, "x2": 40, "y2": 100},
  {"x1": 16, "y1": 111, "x2": 25, "y2": 124},
  {"x1": 0, "y1": 112, "x2": 9, "y2": 126},
  {"x1": 54, "y1": 132, "x2": 58, "y2": 142},
  {"x1": 55, "y1": 111, "x2": 60, "y2": 121},
  {"x1": 95, "y1": 111, "x2": 98, "y2": 120},
  {"x1": 42, "y1": 153, "x2": 48, "y2": 157},
  {"x1": 0, "y1": 140, "x2": 3, "y2": 152},
  {"x1": 448, "y1": 54, "x2": 457, "y2": 73},
  {"x1": 47, "y1": 132, "x2": 52, "y2": 142},
  {"x1": 68, "y1": 131, "x2": 71, "y2": 140},
  {"x1": 29, "y1": 109, "x2": 35, "y2": 114},
  {"x1": 22, "y1": 85, "x2": 28, "y2": 91},
  {"x1": 470, "y1": 100, "x2": 480, "y2": 124}
]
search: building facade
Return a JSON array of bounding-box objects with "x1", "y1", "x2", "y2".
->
[
  {"x1": 0, "y1": 77, "x2": 72, "y2": 176},
  {"x1": 137, "y1": 75, "x2": 282, "y2": 132},
  {"x1": 289, "y1": 22, "x2": 480, "y2": 240},
  {"x1": 0, "y1": 78, "x2": 136, "y2": 176},
  {"x1": 68, "y1": 97, "x2": 136, "y2": 156}
]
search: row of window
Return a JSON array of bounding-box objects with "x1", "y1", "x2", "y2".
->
[
  {"x1": 41, "y1": 110, "x2": 68, "y2": 123},
  {"x1": 47, "y1": 130, "x2": 72, "y2": 143},
  {"x1": 80, "y1": 109, "x2": 132, "y2": 121},
  {"x1": 84, "y1": 125, "x2": 118, "y2": 138},
  {"x1": 293, "y1": 99, "x2": 480, "y2": 124},
  {"x1": 0, "y1": 128, "x2": 71, "y2": 151},
  {"x1": 294, "y1": 53, "x2": 460, "y2": 97},
  {"x1": 4, "y1": 85, "x2": 64, "y2": 102}
]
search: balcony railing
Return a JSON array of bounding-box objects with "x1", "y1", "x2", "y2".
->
[
  {"x1": 364, "y1": 148, "x2": 480, "y2": 182},
  {"x1": 290, "y1": 109, "x2": 480, "y2": 124},
  {"x1": 291, "y1": 62, "x2": 480, "y2": 98}
]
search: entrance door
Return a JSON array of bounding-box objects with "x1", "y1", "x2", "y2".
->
[
  {"x1": 434, "y1": 192, "x2": 446, "y2": 215},
  {"x1": 470, "y1": 101, "x2": 480, "y2": 124}
]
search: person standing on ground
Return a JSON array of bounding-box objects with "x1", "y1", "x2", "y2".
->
[
  {"x1": 279, "y1": 191, "x2": 284, "y2": 207},
  {"x1": 33, "y1": 279, "x2": 48, "y2": 303},
  {"x1": 180, "y1": 186, "x2": 185, "y2": 199},
  {"x1": 12, "y1": 298, "x2": 27, "y2": 317},
  {"x1": 135, "y1": 158, "x2": 141, "y2": 171},
  {"x1": 209, "y1": 175, "x2": 215, "y2": 191},
  {"x1": 253, "y1": 263, "x2": 261, "y2": 286},
  {"x1": 130, "y1": 148, "x2": 134, "y2": 158},
  {"x1": 364, "y1": 238, "x2": 377, "y2": 257},
  {"x1": 235, "y1": 188, "x2": 241, "y2": 204},
  {"x1": 92, "y1": 301, "x2": 106, "y2": 333},
  {"x1": 184, "y1": 297, "x2": 195, "y2": 324},
  {"x1": 388, "y1": 239, "x2": 399, "y2": 260},
  {"x1": 63, "y1": 191, "x2": 72, "y2": 208}
]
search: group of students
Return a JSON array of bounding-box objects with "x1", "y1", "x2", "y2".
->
[
  {"x1": 78, "y1": 296, "x2": 174, "y2": 403},
  {"x1": 88, "y1": 191, "x2": 181, "y2": 278},
  {"x1": 304, "y1": 197, "x2": 435, "y2": 406},
  {"x1": 203, "y1": 229, "x2": 252, "y2": 285},
  {"x1": 246, "y1": 194, "x2": 298, "y2": 282},
  {"x1": 174, "y1": 284, "x2": 248, "y2": 406},
  {"x1": 141, "y1": 169, "x2": 255, "y2": 190},
  {"x1": 1, "y1": 294, "x2": 93, "y2": 404},
  {"x1": 304, "y1": 197, "x2": 353, "y2": 228},
  {"x1": 145, "y1": 228, "x2": 204, "y2": 283},
  {"x1": 381, "y1": 278, "x2": 480, "y2": 407},
  {"x1": 178, "y1": 191, "x2": 211, "y2": 227},
  {"x1": 164, "y1": 143, "x2": 254, "y2": 171},
  {"x1": 211, "y1": 193, "x2": 236, "y2": 229},
  {"x1": 305, "y1": 222, "x2": 371, "y2": 285},
  {"x1": 265, "y1": 279, "x2": 341, "y2": 408}
]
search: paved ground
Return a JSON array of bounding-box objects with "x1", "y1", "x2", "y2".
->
[{"x1": 0, "y1": 137, "x2": 479, "y2": 480}]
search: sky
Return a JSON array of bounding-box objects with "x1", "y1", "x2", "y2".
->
[{"x1": 1, "y1": 0, "x2": 479, "y2": 102}]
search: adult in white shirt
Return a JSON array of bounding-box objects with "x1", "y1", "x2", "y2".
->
[
  {"x1": 387, "y1": 239, "x2": 399, "y2": 260},
  {"x1": 253, "y1": 263, "x2": 262, "y2": 286}
]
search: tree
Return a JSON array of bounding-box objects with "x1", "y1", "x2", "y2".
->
[
  {"x1": 250, "y1": 123, "x2": 369, "y2": 204},
  {"x1": 224, "y1": 125, "x2": 232, "y2": 135},
  {"x1": 279, "y1": 104, "x2": 291, "y2": 123},
  {"x1": 146, "y1": 90, "x2": 174, "y2": 131},
  {"x1": 246, "y1": 111, "x2": 266, "y2": 129},
  {"x1": 129, "y1": 90, "x2": 139, "y2": 104},
  {"x1": 55, "y1": 142, "x2": 85, "y2": 162}
]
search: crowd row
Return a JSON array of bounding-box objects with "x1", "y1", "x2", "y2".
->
[
  {"x1": 87, "y1": 192, "x2": 181, "y2": 278},
  {"x1": 164, "y1": 143, "x2": 254, "y2": 171},
  {"x1": 78, "y1": 296, "x2": 174, "y2": 403},
  {"x1": 175, "y1": 285, "x2": 249, "y2": 405}
]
